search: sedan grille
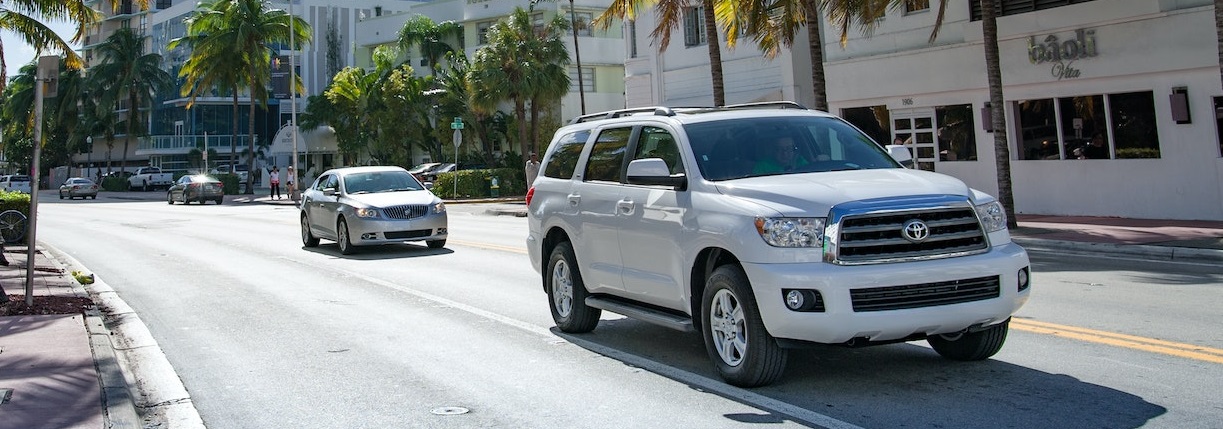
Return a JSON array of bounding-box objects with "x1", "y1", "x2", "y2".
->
[
  {"x1": 385, "y1": 229, "x2": 433, "y2": 240},
  {"x1": 850, "y1": 276, "x2": 1000, "y2": 312},
  {"x1": 383, "y1": 204, "x2": 429, "y2": 220},
  {"x1": 836, "y1": 207, "x2": 986, "y2": 264}
]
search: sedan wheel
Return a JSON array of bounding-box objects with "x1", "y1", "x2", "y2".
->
[
  {"x1": 301, "y1": 214, "x2": 319, "y2": 247},
  {"x1": 167, "y1": 193, "x2": 174, "y2": 205},
  {"x1": 337, "y1": 218, "x2": 355, "y2": 255}
]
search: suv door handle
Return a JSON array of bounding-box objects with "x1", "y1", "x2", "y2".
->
[
  {"x1": 568, "y1": 194, "x2": 581, "y2": 206},
  {"x1": 616, "y1": 199, "x2": 635, "y2": 216}
]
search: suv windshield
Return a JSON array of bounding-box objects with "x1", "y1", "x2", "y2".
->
[{"x1": 686, "y1": 116, "x2": 900, "y2": 181}]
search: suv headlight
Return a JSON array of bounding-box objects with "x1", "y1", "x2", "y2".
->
[
  {"x1": 755, "y1": 217, "x2": 825, "y2": 247},
  {"x1": 354, "y1": 207, "x2": 379, "y2": 218},
  {"x1": 975, "y1": 201, "x2": 1007, "y2": 233}
]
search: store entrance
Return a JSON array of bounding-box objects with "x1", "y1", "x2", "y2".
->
[{"x1": 892, "y1": 109, "x2": 937, "y2": 171}]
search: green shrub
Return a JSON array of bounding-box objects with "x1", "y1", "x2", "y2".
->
[
  {"x1": 216, "y1": 174, "x2": 241, "y2": 194},
  {"x1": 101, "y1": 177, "x2": 128, "y2": 191},
  {"x1": 431, "y1": 167, "x2": 525, "y2": 199},
  {"x1": 1115, "y1": 148, "x2": 1160, "y2": 159},
  {"x1": 0, "y1": 190, "x2": 31, "y2": 218}
]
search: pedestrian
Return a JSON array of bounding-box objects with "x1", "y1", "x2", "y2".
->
[
  {"x1": 0, "y1": 242, "x2": 8, "y2": 266},
  {"x1": 525, "y1": 152, "x2": 540, "y2": 187},
  {"x1": 269, "y1": 166, "x2": 281, "y2": 200},
  {"x1": 286, "y1": 165, "x2": 296, "y2": 201}
]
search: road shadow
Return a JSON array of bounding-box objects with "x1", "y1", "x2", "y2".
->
[
  {"x1": 557, "y1": 318, "x2": 1166, "y2": 428},
  {"x1": 298, "y1": 242, "x2": 453, "y2": 260}
]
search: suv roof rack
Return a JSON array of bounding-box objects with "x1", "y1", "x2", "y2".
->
[
  {"x1": 569, "y1": 106, "x2": 678, "y2": 124},
  {"x1": 720, "y1": 101, "x2": 809, "y2": 110}
]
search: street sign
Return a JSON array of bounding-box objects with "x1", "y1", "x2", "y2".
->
[
  {"x1": 38, "y1": 56, "x2": 58, "y2": 98},
  {"x1": 452, "y1": 129, "x2": 462, "y2": 147},
  {"x1": 451, "y1": 117, "x2": 464, "y2": 130}
]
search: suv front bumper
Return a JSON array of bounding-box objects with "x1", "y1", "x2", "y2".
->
[{"x1": 742, "y1": 243, "x2": 1030, "y2": 345}]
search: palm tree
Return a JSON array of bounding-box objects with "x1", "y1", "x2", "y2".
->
[
  {"x1": 0, "y1": 0, "x2": 107, "y2": 93},
  {"x1": 522, "y1": 13, "x2": 572, "y2": 155},
  {"x1": 597, "y1": 0, "x2": 727, "y2": 106},
  {"x1": 325, "y1": 67, "x2": 379, "y2": 163},
  {"x1": 171, "y1": 13, "x2": 247, "y2": 174},
  {"x1": 469, "y1": 6, "x2": 572, "y2": 163},
  {"x1": 396, "y1": 14, "x2": 462, "y2": 78},
  {"x1": 175, "y1": 0, "x2": 310, "y2": 193},
  {"x1": 89, "y1": 27, "x2": 173, "y2": 176}
]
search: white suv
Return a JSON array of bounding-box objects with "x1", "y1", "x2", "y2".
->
[{"x1": 526, "y1": 103, "x2": 1031, "y2": 387}]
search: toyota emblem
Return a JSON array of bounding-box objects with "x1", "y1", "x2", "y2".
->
[{"x1": 902, "y1": 219, "x2": 930, "y2": 243}]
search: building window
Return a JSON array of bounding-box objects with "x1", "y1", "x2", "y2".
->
[
  {"x1": 935, "y1": 104, "x2": 976, "y2": 161},
  {"x1": 1214, "y1": 97, "x2": 1223, "y2": 157},
  {"x1": 971, "y1": 0, "x2": 1096, "y2": 21},
  {"x1": 905, "y1": 0, "x2": 930, "y2": 13},
  {"x1": 683, "y1": 6, "x2": 705, "y2": 47},
  {"x1": 570, "y1": 11, "x2": 593, "y2": 37},
  {"x1": 628, "y1": 20, "x2": 637, "y2": 58},
  {"x1": 1015, "y1": 91, "x2": 1160, "y2": 160},
  {"x1": 477, "y1": 20, "x2": 494, "y2": 45},
  {"x1": 570, "y1": 67, "x2": 594, "y2": 93}
]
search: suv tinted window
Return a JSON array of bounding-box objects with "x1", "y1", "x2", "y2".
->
[
  {"x1": 688, "y1": 116, "x2": 898, "y2": 180},
  {"x1": 632, "y1": 126, "x2": 684, "y2": 175},
  {"x1": 584, "y1": 127, "x2": 632, "y2": 182},
  {"x1": 542, "y1": 130, "x2": 589, "y2": 179}
]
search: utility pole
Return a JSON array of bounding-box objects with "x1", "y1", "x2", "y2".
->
[{"x1": 289, "y1": 0, "x2": 300, "y2": 201}]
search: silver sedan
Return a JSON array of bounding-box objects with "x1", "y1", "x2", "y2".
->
[
  {"x1": 58, "y1": 177, "x2": 99, "y2": 199},
  {"x1": 299, "y1": 166, "x2": 448, "y2": 254}
]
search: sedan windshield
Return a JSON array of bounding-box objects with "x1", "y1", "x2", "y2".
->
[
  {"x1": 343, "y1": 171, "x2": 424, "y2": 194},
  {"x1": 685, "y1": 116, "x2": 901, "y2": 181}
]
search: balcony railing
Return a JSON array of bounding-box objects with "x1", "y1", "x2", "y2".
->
[{"x1": 143, "y1": 134, "x2": 254, "y2": 152}]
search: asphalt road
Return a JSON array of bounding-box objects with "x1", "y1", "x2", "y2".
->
[{"x1": 35, "y1": 193, "x2": 1223, "y2": 428}]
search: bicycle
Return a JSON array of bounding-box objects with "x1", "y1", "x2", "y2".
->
[{"x1": 0, "y1": 210, "x2": 28, "y2": 244}]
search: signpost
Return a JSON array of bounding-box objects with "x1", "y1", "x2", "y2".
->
[{"x1": 450, "y1": 117, "x2": 463, "y2": 198}]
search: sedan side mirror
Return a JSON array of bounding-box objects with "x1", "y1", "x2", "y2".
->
[{"x1": 323, "y1": 188, "x2": 336, "y2": 196}]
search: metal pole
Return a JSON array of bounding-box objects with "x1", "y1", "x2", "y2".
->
[
  {"x1": 24, "y1": 65, "x2": 46, "y2": 306},
  {"x1": 289, "y1": 0, "x2": 300, "y2": 202},
  {"x1": 569, "y1": 0, "x2": 586, "y2": 115}
]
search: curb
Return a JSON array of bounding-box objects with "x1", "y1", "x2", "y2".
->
[
  {"x1": 42, "y1": 244, "x2": 207, "y2": 429},
  {"x1": 1012, "y1": 237, "x2": 1223, "y2": 263}
]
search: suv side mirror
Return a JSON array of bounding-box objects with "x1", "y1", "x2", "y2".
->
[
  {"x1": 626, "y1": 158, "x2": 687, "y2": 190},
  {"x1": 885, "y1": 145, "x2": 914, "y2": 168}
]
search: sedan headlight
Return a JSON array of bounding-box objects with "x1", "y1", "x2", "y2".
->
[
  {"x1": 755, "y1": 217, "x2": 825, "y2": 247},
  {"x1": 975, "y1": 201, "x2": 1007, "y2": 233},
  {"x1": 354, "y1": 207, "x2": 379, "y2": 218},
  {"x1": 433, "y1": 202, "x2": 447, "y2": 214}
]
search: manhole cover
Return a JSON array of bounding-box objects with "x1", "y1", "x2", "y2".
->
[{"x1": 431, "y1": 406, "x2": 469, "y2": 416}]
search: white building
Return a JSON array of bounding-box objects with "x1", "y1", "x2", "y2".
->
[{"x1": 624, "y1": 0, "x2": 1223, "y2": 221}]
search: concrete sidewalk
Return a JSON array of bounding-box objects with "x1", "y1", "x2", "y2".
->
[{"x1": 2, "y1": 202, "x2": 1220, "y2": 429}]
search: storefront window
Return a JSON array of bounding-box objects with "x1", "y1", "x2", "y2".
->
[
  {"x1": 1058, "y1": 95, "x2": 1106, "y2": 160},
  {"x1": 1015, "y1": 92, "x2": 1160, "y2": 160},
  {"x1": 1214, "y1": 97, "x2": 1223, "y2": 157},
  {"x1": 840, "y1": 106, "x2": 891, "y2": 147},
  {"x1": 935, "y1": 104, "x2": 976, "y2": 161},
  {"x1": 1016, "y1": 99, "x2": 1058, "y2": 160},
  {"x1": 1109, "y1": 91, "x2": 1161, "y2": 159}
]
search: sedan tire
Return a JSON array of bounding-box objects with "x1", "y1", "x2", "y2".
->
[
  {"x1": 301, "y1": 214, "x2": 319, "y2": 247},
  {"x1": 337, "y1": 218, "x2": 356, "y2": 255},
  {"x1": 167, "y1": 193, "x2": 175, "y2": 205}
]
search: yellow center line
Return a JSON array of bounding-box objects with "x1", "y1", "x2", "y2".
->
[{"x1": 1012, "y1": 319, "x2": 1223, "y2": 364}]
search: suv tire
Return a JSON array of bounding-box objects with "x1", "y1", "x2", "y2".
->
[
  {"x1": 928, "y1": 318, "x2": 1010, "y2": 361},
  {"x1": 546, "y1": 242, "x2": 601, "y2": 333},
  {"x1": 702, "y1": 265, "x2": 787, "y2": 387}
]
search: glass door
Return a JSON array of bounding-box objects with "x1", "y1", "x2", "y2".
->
[{"x1": 892, "y1": 109, "x2": 937, "y2": 171}]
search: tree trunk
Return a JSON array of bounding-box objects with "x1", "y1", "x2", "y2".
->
[
  {"x1": 516, "y1": 100, "x2": 529, "y2": 165},
  {"x1": 231, "y1": 89, "x2": 239, "y2": 170},
  {"x1": 247, "y1": 99, "x2": 257, "y2": 194},
  {"x1": 529, "y1": 98, "x2": 541, "y2": 156},
  {"x1": 702, "y1": 0, "x2": 725, "y2": 106},
  {"x1": 121, "y1": 89, "x2": 138, "y2": 174},
  {"x1": 805, "y1": 0, "x2": 828, "y2": 111},
  {"x1": 981, "y1": 0, "x2": 1017, "y2": 229}
]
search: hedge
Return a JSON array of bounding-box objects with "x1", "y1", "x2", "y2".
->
[{"x1": 430, "y1": 167, "x2": 526, "y2": 199}]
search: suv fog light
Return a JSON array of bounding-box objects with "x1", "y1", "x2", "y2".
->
[
  {"x1": 1018, "y1": 267, "x2": 1030, "y2": 292},
  {"x1": 785, "y1": 290, "x2": 804, "y2": 310},
  {"x1": 782, "y1": 289, "x2": 825, "y2": 312}
]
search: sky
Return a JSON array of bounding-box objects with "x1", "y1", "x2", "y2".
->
[{"x1": 3, "y1": 19, "x2": 79, "y2": 79}]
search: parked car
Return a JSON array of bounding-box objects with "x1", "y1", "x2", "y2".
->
[
  {"x1": 418, "y1": 163, "x2": 455, "y2": 183},
  {"x1": 0, "y1": 175, "x2": 31, "y2": 193},
  {"x1": 212, "y1": 164, "x2": 249, "y2": 183},
  {"x1": 58, "y1": 178, "x2": 99, "y2": 199},
  {"x1": 406, "y1": 162, "x2": 441, "y2": 179},
  {"x1": 299, "y1": 166, "x2": 448, "y2": 254},
  {"x1": 128, "y1": 167, "x2": 174, "y2": 191},
  {"x1": 167, "y1": 174, "x2": 224, "y2": 205},
  {"x1": 527, "y1": 103, "x2": 1030, "y2": 387}
]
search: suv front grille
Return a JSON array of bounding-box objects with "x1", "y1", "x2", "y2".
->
[
  {"x1": 835, "y1": 207, "x2": 986, "y2": 264},
  {"x1": 850, "y1": 275, "x2": 1000, "y2": 312},
  {"x1": 383, "y1": 205, "x2": 429, "y2": 220}
]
